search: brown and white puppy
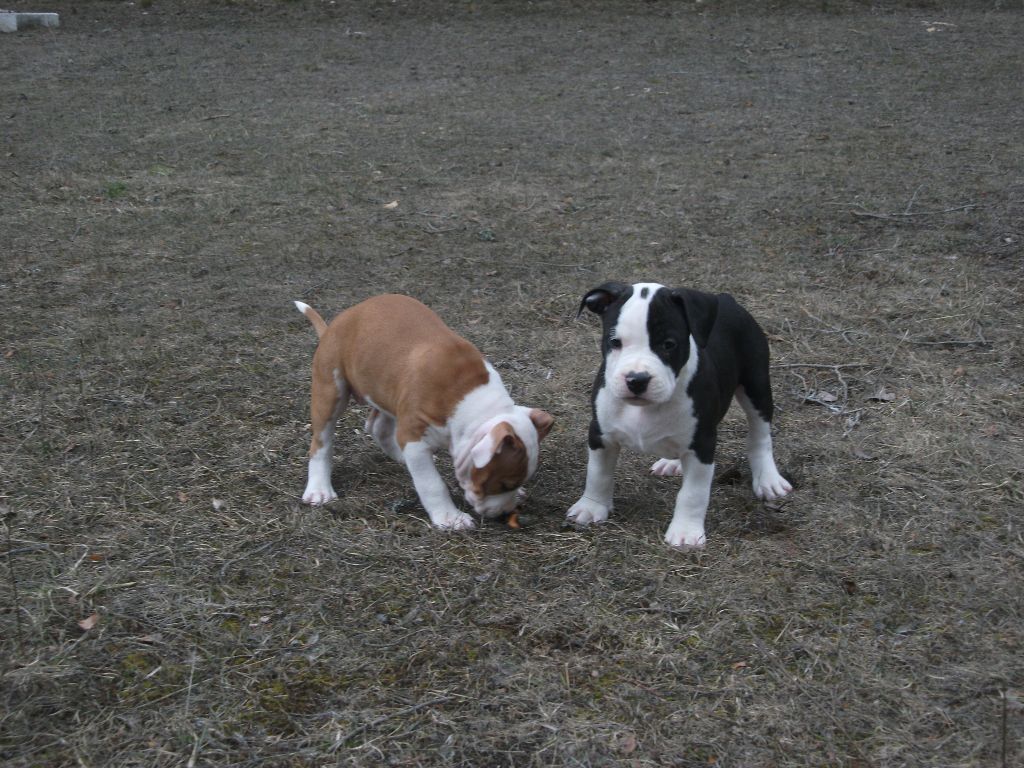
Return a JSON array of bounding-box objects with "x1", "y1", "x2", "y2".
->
[{"x1": 294, "y1": 294, "x2": 553, "y2": 529}]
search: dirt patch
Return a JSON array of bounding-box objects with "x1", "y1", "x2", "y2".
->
[{"x1": 2, "y1": 1, "x2": 1022, "y2": 766}]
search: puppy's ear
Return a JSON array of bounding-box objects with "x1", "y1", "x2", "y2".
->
[
  {"x1": 528, "y1": 409, "x2": 554, "y2": 441},
  {"x1": 494, "y1": 431, "x2": 518, "y2": 455},
  {"x1": 577, "y1": 281, "x2": 629, "y2": 318},
  {"x1": 470, "y1": 433, "x2": 496, "y2": 469},
  {"x1": 486, "y1": 422, "x2": 521, "y2": 460},
  {"x1": 671, "y1": 288, "x2": 719, "y2": 347}
]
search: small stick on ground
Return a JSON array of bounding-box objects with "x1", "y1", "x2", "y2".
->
[
  {"x1": 851, "y1": 202, "x2": 981, "y2": 220},
  {"x1": 772, "y1": 362, "x2": 874, "y2": 370}
]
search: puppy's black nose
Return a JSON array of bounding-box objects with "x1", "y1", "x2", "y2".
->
[{"x1": 625, "y1": 372, "x2": 651, "y2": 395}]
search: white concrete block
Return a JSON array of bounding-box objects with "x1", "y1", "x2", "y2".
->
[{"x1": 0, "y1": 11, "x2": 60, "y2": 32}]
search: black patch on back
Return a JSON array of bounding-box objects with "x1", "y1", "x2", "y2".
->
[
  {"x1": 681, "y1": 291, "x2": 777, "y2": 458},
  {"x1": 640, "y1": 286, "x2": 649, "y2": 299}
]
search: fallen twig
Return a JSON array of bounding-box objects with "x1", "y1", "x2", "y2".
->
[
  {"x1": 772, "y1": 363, "x2": 874, "y2": 370},
  {"x1": 904, "y1": 335, "x2": 989, "y2": 347},
  {"x1": 851, "y1": 202, "x2": 981, "y2": 220},
  {"x1": 0, "y1": 543, "x2": 53, "y2": 558},
  {"x1": 623, "y1": 605, "x2": 690, "y2": 618}
]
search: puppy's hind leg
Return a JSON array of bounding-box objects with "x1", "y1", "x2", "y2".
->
[
  {"x1": 651, "y1": 458, "x2": 683, "y2": 476},
  {"x1": 735, "y1": 384, "x2": 792, "y2": 501},
  {"x1": 365, "y1": 409, "x2": 405, "y2": 464},
  {"x1": 302, "y1": 368, "x2": 350, "y2": 505}
]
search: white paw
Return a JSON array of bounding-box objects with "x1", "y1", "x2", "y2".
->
[
  {"x1": 650, "y1": 458, "x2": 683, "y2": 477},
  {"x1": 664, "y1": 522, "x2": 706, "y2": 550},
  {"x1": 753, "y1": 469, "x2": 793, "y2": 501},
  {"x1": 566, "y1": 497, "x2": 610, "y2": 526},
  {"x1": 432, "y1": 510, "x2": 477, "y2": 531},
  {"x1": 302, "y1": 485, "x2": 338, "y2": 505}
]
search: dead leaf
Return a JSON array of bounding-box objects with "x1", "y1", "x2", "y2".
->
[
  {"x1": 383, "y1": 200, "x2": 399, "y2": 209},
  {"x1": 805, "y1": 391, "x2": 837, "y2": 404},
  {"x1": 177, "y1": 491, "x2": 189, "y2": 503},
  {"x1": 616, "y1": 733, "x2": 638, "y2": 754},
  {"x1": 981, "y1": 424, "x2": 1001, "y2": 438},
  {"x1": 3, "y1": 349, "x2": 14, "y2": 359},
  {"x1": 867, "y1": 387, "x2": 896, "y2": 402},
  {"x1": 732, "y1": 660, "x2": 748, "y2": 670},
  {"x1": 78, "y1": 613, "x2": 100, "y2": 631},
  {"x1": 88, "y1": 553, "x2": 106, "y2": 562},
  {"x1": 952, "y1": 366, "x2": 966, "y2": 377},
  {"x1": 852, "y1": 448, "x2": 877, "y2": 461}
]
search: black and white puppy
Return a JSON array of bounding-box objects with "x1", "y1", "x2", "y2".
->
[{"x1": 568, "y1": 281, "x2": 792, "y2": 549}]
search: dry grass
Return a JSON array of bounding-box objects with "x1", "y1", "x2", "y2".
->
[{"x1": 2, "y1": 1, "x2": 1022, "y2": 766}]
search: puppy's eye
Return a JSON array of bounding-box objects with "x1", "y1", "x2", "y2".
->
[
  {"x1": 661, "y1": 339, "x2": 677, "y2": 352},
  {"x1": 609, "y1": 338, "x2": 622, "y2": 349}
]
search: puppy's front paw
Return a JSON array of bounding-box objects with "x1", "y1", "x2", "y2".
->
[
  {"x1": 302, "y1": 485, "x2": 338, "y2": 505},
  {"x1": 566, "y1": 497, "x2": 610, "y2": 526},
  {"x1": 664, "y1": 522, "x2": 706, "y2": 550},
  {"x1": 431, "y1": 510, "x2": 477, "y2": 531},
  {"x1": 752, "y1": 469, "x2": 793, "y2": 501},
  {"x1": 650, "y1": 458, "x2": 683, "y2": 477}
]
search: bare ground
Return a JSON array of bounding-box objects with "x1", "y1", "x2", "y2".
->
[{"x1": 1, "y1": 1, "x2": 1022, "y2": 766}]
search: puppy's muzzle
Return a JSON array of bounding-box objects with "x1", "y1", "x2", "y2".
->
[{"x1": 464, "y1": 489, "x2": 520, "y2": 519}]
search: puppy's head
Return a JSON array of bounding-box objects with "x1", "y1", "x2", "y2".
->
[
  {"x1": 578, "y1": 281, "x2": 718, "y2": 405},
  {"x1": 460, "y1": 408, "x2": 554, "y2": 518}
]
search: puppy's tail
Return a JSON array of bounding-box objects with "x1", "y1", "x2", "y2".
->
[{"x1": 293, "y1": 301, "x2": 328, "y2": 339}]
